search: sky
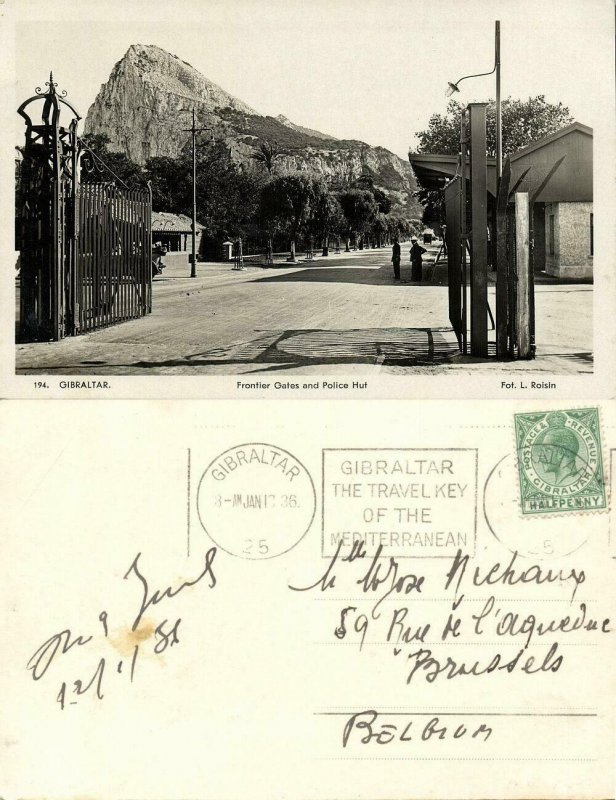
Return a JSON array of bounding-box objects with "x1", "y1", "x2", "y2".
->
[{"x1": 7, "y1": 0, "x2": 615, "y2": 160}]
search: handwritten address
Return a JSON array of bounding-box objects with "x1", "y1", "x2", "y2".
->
[{"x1": 290, "y1": 541, "x2": 610, "y2": 685}]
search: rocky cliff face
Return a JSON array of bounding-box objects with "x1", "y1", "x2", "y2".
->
[
  {"x1": 85, "y1": 44, "x2": 256, "y2": 163},
  {"x1": 274, "y1": 114, "x2": 337, "y2": 142},
  {"x1": 85, "y1": 44, "x2": 421, "y2": 215}
]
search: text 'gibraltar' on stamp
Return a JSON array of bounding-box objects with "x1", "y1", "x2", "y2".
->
[{"x1": 514, "y1": 408, "x2": 606, "y2": 516}]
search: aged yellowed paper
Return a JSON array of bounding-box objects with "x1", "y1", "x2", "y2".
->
[
  {"x1": 1, "y1": 400, "x2": 615, "y2": 799},
  {"x1": 2, "y1": 1, "x2": 615, "y2": 799}
]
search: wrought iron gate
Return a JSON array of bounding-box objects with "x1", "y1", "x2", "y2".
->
[
  {"x1": 16, "y1": 74, "x2": 152, "y2": 342},
  {"x1": 74, "y1": 183, "x2": 151, "y2": 334}
]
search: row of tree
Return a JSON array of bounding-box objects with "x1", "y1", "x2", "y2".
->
[
  {"x1": 258, "y1": 172, "x2": 418, "y2": 260},
  {"x1": 79, "y1": 134, "x2": 419, "y2": 259}
]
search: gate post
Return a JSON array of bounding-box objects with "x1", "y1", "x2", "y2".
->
[
  {"x1": 515, "y1": 192, "x2": 532, "y2": 358},
  {"x1": 66, "y1": 117, "x2": 81, "y2": 335},
  {"x1": 16, "y1": 73, "x2": 81, "y2": 341},
  {"x1": 468, "y1": 103, "x2": 488, "y2": 358},
  {"x1": 445, "y1": 178, "x2": 462, "y2": 348},
  {"x1": 495, "y1": 158, "x2": 511, "y2": 357}
]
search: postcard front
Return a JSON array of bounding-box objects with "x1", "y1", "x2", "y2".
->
[{"x1": 2, "y1": 0, "x2": 615, "y2": 399}]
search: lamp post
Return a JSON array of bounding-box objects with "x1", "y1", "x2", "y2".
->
[
  {"x1": 446, "y1": 22, "x2": 501, "y2": 360},
  {"x1": 446, "y1": 20, "x2": 502, "y2": 182},
  {"x1": 182, "y1": 109, "x2": 211, "y2": 277}
]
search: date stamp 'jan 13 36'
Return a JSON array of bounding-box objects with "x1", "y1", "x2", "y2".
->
[
  {"x1": 197, "y1": 443, "x2": 316, "y2": 559},
  {"x1": 514, "y1": 408, "x2": 607, "y2": 516}
]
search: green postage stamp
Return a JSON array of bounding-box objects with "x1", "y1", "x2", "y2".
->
[{"x1": 514, "y1": 408, "x2": 606, "y2": 516}]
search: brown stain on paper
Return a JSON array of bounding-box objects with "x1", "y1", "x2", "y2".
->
[{"x1": 109, "y1": 618, "x2": 156, "y2": 657}]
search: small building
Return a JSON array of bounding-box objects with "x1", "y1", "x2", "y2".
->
[
  {"x1": 409, "y1": 122, "x2": 593, "y2": 279},
  {"x1": 152, "y1": 211, "x2": 205, "y2": 254}
]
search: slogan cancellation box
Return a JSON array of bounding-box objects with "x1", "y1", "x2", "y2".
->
[{"x1": 322, "y1": 448, "x2": 478, "y2": 558}]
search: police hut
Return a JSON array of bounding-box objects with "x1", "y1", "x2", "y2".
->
[
  {"x1": 409, "y1": 121, "x2": 593, "y2": 360},
  {"x1": 152, "y1": 211, "x2": 205, "y2": 255}
]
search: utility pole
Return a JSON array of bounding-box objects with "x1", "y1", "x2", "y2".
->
[
  {"x1": 495, "y1": 20, "x2": 502, "y2": 184},
  {"x1": 182, "y1": 109, "x2": 211, "y2": 278}
]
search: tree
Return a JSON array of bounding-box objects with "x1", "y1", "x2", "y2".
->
[
  {"x1": 414, "y1": 95, "x2": 574, "y2": 157},
  {"x1": 143, "y1": 155, "x2": 190, "y2": 212},
  {"x1": 414, "y1": 186, "x2": 445, "y2": 227},
  {"x1": 193, "y1": 139, "x2": 261, "y2": 244},
  {"x1": 412, "y1": 94, "x2": 574, "y2": 222},
  {"x1": 259, "y1": 172, "x2": 323, "y2": 261},
  {"x1": 386, "y1": 212, "x2": 419, "y2": 242},
  {"x1": 308, "y1": 191, "x2": 345, "y2": 256},
  {"x1": 337, "y1": 189, "x2": 378, "y2": 251},
  {"x1": 371, "y1": 213, "x2": 389, "y2": 248},
  {"x1": 352, "y1": 174, "x2": 392, "y2": 214},
  {"x1": 250, "y1": 141, "x2": 282, "y2": 175},
  {"x1": 144, "y1": 137, "x2": 262, "y2": 247}
]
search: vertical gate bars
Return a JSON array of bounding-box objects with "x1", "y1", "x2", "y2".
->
[
  {"x1": 459, "y1": 110, "x2": 468, "y2": 355},
  {"x1": 468, "y1": 103, "x2": 489, "y2": 358},
  {"x1": 74, "y1": 183, "x2": 152, "y2": 334},
  {"x1": 446, "y1": 106, "x2": 539, "y2": 361},
  {"x1": 495, "y1": 157, "x2": 511, "y2": 357},
  {"x1": 17, "y1": 74, "x2": 152, "y2": 341},
  {"x1": 17, "y1": 73, "x2": 81, "y2": 341}
]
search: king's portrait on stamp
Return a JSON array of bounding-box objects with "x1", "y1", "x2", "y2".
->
[{"x1": 514, "y1": 408, "x2": 606, "y2": 515}]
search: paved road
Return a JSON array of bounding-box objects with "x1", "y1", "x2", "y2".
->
[{"x1": 16, "y1": 244, "x2": 592, "y2": 375}]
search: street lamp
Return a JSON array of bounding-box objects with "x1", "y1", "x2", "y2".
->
[{"x1": 447, "y1": 20, "x2": 501, "y2": 181}]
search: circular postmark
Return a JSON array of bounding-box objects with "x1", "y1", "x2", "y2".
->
[{"x1": 197, "y1": 443, "x2": 316, "y2": 559}]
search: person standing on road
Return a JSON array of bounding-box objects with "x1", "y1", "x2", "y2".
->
[
  {"x1": 391, "y1": 237, "x2": 401, "y2": 281},
  {"x1": 410, "y1": 237, "x2": 427, "y2": 281}
]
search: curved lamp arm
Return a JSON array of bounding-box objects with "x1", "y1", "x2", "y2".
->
[{"x1": 446, "y1": 62, "x2": 497, "y2": 96}]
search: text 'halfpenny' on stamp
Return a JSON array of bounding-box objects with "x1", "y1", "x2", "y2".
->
[{"x1": 514, "y1": 408, "x2": 606, "y2": 516}]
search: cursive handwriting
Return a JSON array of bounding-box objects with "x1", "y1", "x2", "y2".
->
[
  {"x1": 403, "y1": 641, "x2": 563, "y2": 684},
  {"x1": 26, "y1": 629, "x2": 93, "y2": 680},
  {"x1": 27, "y1": 548, "x2": 219, "y2": 708},
  {"x1": 470, "y1": 596, "x2": 611, "y2": 646},
  {"x1": 356, "y1": 546, "x2": 424, "y2": 618},
  {"x1": 342, "y1": 710, "x2": 493, "y2": 747},
  {"x1": 445, "y1": 549, "x2": 585, "y2": 603},
  {"x1": 124, "y1": 547, "x2": 217, "y2": 631},
  {"x1": 289, "y1": 540, "x2": 424, "y2": 618}
]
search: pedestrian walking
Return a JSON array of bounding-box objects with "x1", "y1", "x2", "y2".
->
[
  {"x1": 391, "y1": 238, "x2": 401, "y2": 281},
  {"x1": 410, "y1": 237, "x2": 426, "y2": 281}
]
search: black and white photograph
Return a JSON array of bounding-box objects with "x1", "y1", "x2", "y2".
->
[{"x1": 4, "y1": 0, "x2": 614, "y2": 392}]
